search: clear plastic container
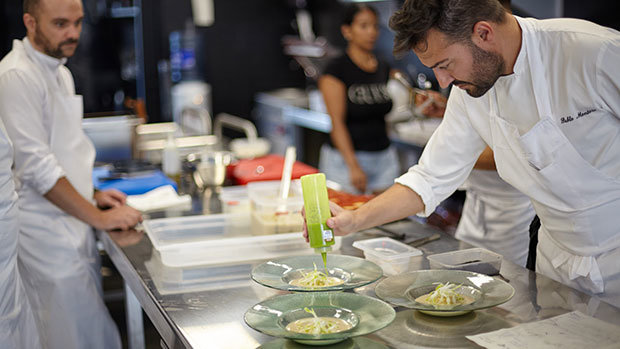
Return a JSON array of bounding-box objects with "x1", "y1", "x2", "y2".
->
[
  {"x1": 142, "y1": 213, "x2": 341, "y2": 267},
  {"x1": 247, "y1": 180, "x2": 304, "y2": 235},
  {"x1": 352, "y1": 237, "x2": 423, "y2": 276},
  {"x1": 427, "y1": 247, "x2": 503, "y2": 275},
  {"x1": 219, "y1": 185, "x2": 250, "y2": 232}
]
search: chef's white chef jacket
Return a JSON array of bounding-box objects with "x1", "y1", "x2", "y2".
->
[
  {"x1": 0, "y1": 120, "x2": 40, "y2": 348},
  {"x1": 396, "y1": 17, "x2": 620, "y2": 307},
  {"x1": 455, "y1": 169, "x2": 535, "y2": 267},
  {"x1": 0, "y1": 38, "x2": 121, "y2": 349}
]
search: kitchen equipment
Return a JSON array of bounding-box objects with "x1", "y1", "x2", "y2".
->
[
  {"x1": 353, "y1": 237, "x2": 423, "y2": 276},
  {"x1": 406, "y1": 233, "x2": 441, "y2": 247},
  {"x1": 277, "y1": 146, "x2": 296, "y2": 213},
  {"x1": 142, "y1": 213, "x2": 325, "y2": 267},
  {"x1": 244, "y1": 292, "x2": 395, "y2": 346},
  {"x1": 248, "y1": 180, "x2": 304, "y2": 235},
  {"x1": 187, "y1": 150, "x2": 233, "y2": 188},
  {"x1": 171, "y1": 80, "x2": 212, "y2": 135},
  {"x1": 231, "y1": 154, "x2": 318, "y2": 185},
  {"x1": 427, "y1": 247, "x2": 503, "y2": 275},
  {"x1": 301, "y1": 173, "x2": 335, "y2": 255},
  {"x1": 82, "y1": 114, "x2": 143, "y2": 162},
  {"x1": 375, "y1": 270, "x2": 515, "y2": 317},
  {"x1": 251, "y1": 254, "x2": 379, "y2": 293},
  {"x1": 214, "y1": 113, "x2": 270, "y2": 159}
]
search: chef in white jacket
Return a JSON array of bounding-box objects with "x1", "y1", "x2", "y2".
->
[
  {"x1": 455, "y1": 147, "x2": 535, "y2": 267},
  {"x1": 307, "y1": 0, "x2": 620, "y2": 308},
  {"x1": 0, "y1": 121, "x2": 40, "y2": 348},
  {"x1": 0, "y1": 0, "x2": 143, "y2": 348}
]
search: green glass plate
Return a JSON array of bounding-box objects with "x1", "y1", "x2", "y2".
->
[
  {"x1": 375, "y1": 270, "x2": 514, "y2": 317},
  {"x1": 244, "y1": 292, "x2": 396, "y2": 346},
  {"x1": 258, "y1": 337, "x2": 391, "y2": 349},
  {"x1": 251, "y1": 255, "x2": 383, "y2": 292}
]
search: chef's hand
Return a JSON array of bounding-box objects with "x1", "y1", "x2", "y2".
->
[
  {"x1": 94, "y1": 189, "x2": 127, "y2": 209},
  {"x1": 302, "y1": 201, "x2": 356, "y2": 242},
  {"x1": 415, "y1": 90, "x2": 446, "y2": 118},
  {"x1": 349, "y1": 166, "x2": 367, "y2": 194},
  {"x1": 95, "y1": 205, "x2": 143, "y2": 231}
]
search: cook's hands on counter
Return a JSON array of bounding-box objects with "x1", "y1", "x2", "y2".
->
[
  {"x1": 94, "y1": 189, "x2": 126, "y2": 208},
  {"x1": 44, "y1": 177, "x2": 143, "y2": 231},
  {"x1": 302, "y1": 184, "x2": 426, "y2": 242}
]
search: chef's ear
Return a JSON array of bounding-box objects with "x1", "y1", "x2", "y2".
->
[
  {"x1": 23, "y1": 13, "x2": 37, "y2": 34},
  {"x1": 471, "y1": 21, "x2": 495, "y2": 48}
]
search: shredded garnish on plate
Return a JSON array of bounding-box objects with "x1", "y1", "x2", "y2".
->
[
  {"x1": 289, "y1": 263, "x2": 344, "y2": 288},
  {"x1": 424, "y1": 282, "x2": 465, "y2": 306},
  {"x1": 285, "y1": 307, "x2": 351, "y2": 334}
]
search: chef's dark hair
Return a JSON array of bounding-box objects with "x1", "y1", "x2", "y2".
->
[
  {"x1": 342, "y1": 3, "x2": 378, "y2": 26},
  {"x1": 389, "y1": 0, "x2": 507, "y2": 57},
  {"x1": 23, "y1": 0, "x2": 40, "y2": 15}
]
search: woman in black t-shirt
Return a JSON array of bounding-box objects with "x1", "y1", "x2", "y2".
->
[{"x1": 319, "y1": 4, "x2": 400, "y2": 194}]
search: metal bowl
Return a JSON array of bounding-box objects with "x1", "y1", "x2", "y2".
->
[{"x1": 187, "y1": 150, "x2": 233, "y2": 187}]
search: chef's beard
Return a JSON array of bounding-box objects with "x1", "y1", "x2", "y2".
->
[
  {"x1": 34, "y1": 25, "x2": 79, "y2": 59},
  {"x1": 453, "y1": 42, "x2": 505, "y2": 98}
]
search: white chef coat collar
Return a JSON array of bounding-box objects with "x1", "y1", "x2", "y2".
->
[
  {"x1": 21, "y1": 37, "x2": 68, "y2": 72},
  {"x1": 510, "y1": 16, "x2": 528, "y2": 77}
]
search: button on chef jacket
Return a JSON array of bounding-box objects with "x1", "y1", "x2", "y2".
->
[
  {"x1": 0, "y1": 37, "x2": 121, "y2": 349},
  {"x1": 396, "y1": 17, "x2": 620, "y2": 308}
]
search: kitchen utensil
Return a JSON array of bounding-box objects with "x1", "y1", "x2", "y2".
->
[
  {"x1": 352, "y1": 237, "x2": 423, "y2": 276},
  {"x1": 375, "y1": 269, "x2": 515, "y2": 317},
  {"x1": 276, "y1": 146, "x2": 296, "y2": 213},
  {"x1": 406, "y1": 233, "x2": 441, "y2": 247}
]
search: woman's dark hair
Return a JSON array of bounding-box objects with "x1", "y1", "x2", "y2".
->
[
  {"x1": 342, "y1": 3, "x2": 378, "y2": 26},
  {"x1": 389, "y1": 0, "x2": 507, "y2": 57}
]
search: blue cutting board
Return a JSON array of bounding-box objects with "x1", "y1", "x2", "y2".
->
[{"x1": 93, "y1": 167, "x2": 177, "y2": 195}]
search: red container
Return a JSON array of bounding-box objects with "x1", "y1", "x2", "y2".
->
[{"x1": 230, "y1": 154, "x2": 318, "y2": 185}]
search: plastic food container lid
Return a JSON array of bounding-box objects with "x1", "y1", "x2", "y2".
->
[
  {"x1": 352, "y1": 237, "x2": 423, "y2": 261},
  {"x1": 426, "y1": 247, "x2": 502, "y2": 275}
]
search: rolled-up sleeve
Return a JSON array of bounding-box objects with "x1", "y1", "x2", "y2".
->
[
  {"x1": 0, "y1": 70, "x2": 65, "y2": 194},
  {"x1": 395, "y1": 88, "x2": 486, "y2": 216}
]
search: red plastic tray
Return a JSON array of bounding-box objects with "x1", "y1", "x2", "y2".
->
[{"x1": 230, "y1": 154, "x2": 318, "y2": 185}]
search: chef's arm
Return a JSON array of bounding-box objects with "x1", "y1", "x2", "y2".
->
[
  {"x1": 322, "y1": 183, "x2": 424, "y2": 236},
  {"x1": 352, "y1": 183, "x2": 424, "y2": 230},
  {"x1": 320, "y1": 75, "x2": 359, "y2": 171},
  {"x1": 473, "y1": 146, "x2": 496, "y2": 170},
  {"x1": 44, "y1": 177, "x2": 142, "y2": 231}
]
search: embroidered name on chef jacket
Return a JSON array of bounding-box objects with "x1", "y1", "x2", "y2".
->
[
  {"x1": 560, "y1": 108, "x2": 597, "y2": 124},
  {"x1": 348, "y1": 83, "x2": 390, "y2": 105}
]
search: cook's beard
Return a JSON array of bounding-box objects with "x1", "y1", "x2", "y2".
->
[
  {"x1": 34, "y1": 26, "x2": 78, "y2": 59},
  {"x1": 453, "y1": 43, "x2": 505, "y2": 98}
]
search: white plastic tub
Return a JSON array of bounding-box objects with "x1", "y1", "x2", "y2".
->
[
  {"x1": 142, "y1": 213, "x2": 341, "y2": 267},
  {"x1": 353, "y1": 237, "x2": 423, "y2": 276},
  {"x1": 427, "y1": 247, "x2": 502, "y2": 275},
  {"x1": 247, "y1": 180, "x2": 305, "y2": 235}
]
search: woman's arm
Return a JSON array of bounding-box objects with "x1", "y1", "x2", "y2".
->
[{"x1": 319, "y1": 74, "x2": 367, "y2": 193}]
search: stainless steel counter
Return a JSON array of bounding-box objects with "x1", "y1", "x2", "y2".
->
[{"x1": 99, "y1": 206, "x2": 620, "y2": 349}]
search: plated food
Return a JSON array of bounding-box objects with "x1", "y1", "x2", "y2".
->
[
  {"x1": 288, "y1": 264, "x2": 345, "y2": 288},
  {"x1": 375, "y1": 270, "x2": 514, "y2": 317},
  {"x1": 251, "y1": 254, "x2": 383, "y2": 292},
  {"x1": 244, "y1": 292, "x2": 395, "y2": 345},
  {"x1": 285, "y1": 307, "x2": 353, "y2": 335},
  {"x1": 414, "y1": 282, "x2": 475, "y2": 309}
]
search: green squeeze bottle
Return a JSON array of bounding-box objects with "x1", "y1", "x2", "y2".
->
[{"x1": 301, "y1": 173, "x2": 335, "y2": 271}]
